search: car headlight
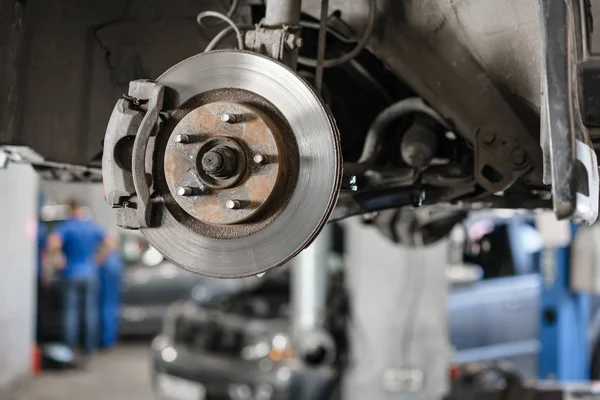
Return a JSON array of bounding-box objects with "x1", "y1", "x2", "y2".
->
[{"x1": 241, "y1": 333, "x2": 295, "y2": 361}]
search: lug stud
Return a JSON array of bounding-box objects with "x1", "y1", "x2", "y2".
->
[
  {"x1": 174, "y1": 134, "x2": 190, "y2": 143},
  {"x1": 221, "y1": 113, "x2": 238, "y2": 124},
  {"x1": 177, "y1": 186, "x2": 194, "y2": 196},
  {"x1": 253, "y1": 154, "x2": 268, "y2": 165},
  {"x1": 225, "y1": 200, "x2": 242, "y2": 210}
]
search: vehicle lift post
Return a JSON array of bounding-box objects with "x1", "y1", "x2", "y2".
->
[{"x1": 537, "y1": 216, "x2": 590, "y2": 380}]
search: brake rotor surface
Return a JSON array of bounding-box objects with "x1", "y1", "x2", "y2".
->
[{"x1": 142, "y1": 50, "x2": 342, "y2": 278}]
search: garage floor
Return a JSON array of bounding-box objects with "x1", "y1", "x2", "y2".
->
[{"x1": 9, "y1": 345, "x2": 155, "y2": 400}]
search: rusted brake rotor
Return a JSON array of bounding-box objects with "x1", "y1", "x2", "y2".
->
[{"x1": 141, "y1": 51, "x2": 342, "y2": 278}]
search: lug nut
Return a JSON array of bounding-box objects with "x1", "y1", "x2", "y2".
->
[
  {"x1": 225, "y1": 200, "x2": 242, "y2": 210},
  {"x1": 253, "y1": 154, "x2": 268, "y2": 165},
  {"x1": 174, "y1": 134, "x2": 190, "y2": 143},
  {"x1": 201, "y1": 147, "x2": 238, "y2": 178},
  {"x1": 221, "y1": 113, "x2": 238, "y2": 124},
  {"x1": 177, "y1": 186, "x2": 194, "y2": 196},
  {"x1": 202, "y1": 151, "x2": 225, "y2": 174}
]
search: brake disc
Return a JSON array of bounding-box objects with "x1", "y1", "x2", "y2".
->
[{"x1": 139, "y1": 50, "x2": 341, "y2": 278}]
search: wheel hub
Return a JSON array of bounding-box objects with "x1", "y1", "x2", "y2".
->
[
  {"x1": 164, "y1": 101, "x2": 283, "y2": 225},
  {"x1": 137, "y1": 50, "x2": 341, "y2": 277}
]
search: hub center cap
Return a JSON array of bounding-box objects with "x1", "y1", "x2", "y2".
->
[{"x1": 201, "y1": 148, "x2": 233, "y2": 177}]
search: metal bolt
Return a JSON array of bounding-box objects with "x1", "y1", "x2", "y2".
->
[
  {"x1": 362, "y1": 212, "x2": 378, "y2": 221},
  {"x1": 177, "y1": 186, "x2": 194, "y2": 196},
  {"x1": 411, "y1": 189, "x2": 426, "y2": 207},
  {"x1": 482, "y1": 131, "x2": 496, "y2": 146},
  {"x1": 253, "y1": 154, "x2": 268, "y2": 165},
  {"x1": 221, "y1": 113, "x2": 238, "y2": 124},
  {"x1": 510, "y1": 148, "x2": 527, "y2": 167},
  {"x1": 225, "y1": 200, "x2": 242, "y2": 210},
  {"x1": 174, "y1": 134, "x2": 190, "y2": 144}
]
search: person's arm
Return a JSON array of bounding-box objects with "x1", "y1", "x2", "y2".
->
[
  {"x1": 96, "y1": 237, "x2": 113, "y2": 266},
  {"x1": 95, "y1": 225, "x2": 114, "y2": 266}
]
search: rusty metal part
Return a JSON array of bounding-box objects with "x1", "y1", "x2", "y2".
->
[
  {"x1": 142, "y1": 50, "x2": 341, "y2": 278},
  {"x1": 156, "y1": 88, "x2": 297, "y2": 242},
  {"x1": 164, "y1": 102, "x2": 282, "y2": 225}
]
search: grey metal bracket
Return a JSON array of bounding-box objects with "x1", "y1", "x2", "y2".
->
[
  {"x1": 244, "y1": 25, "x2": 302, "y2": 66},
  {"x1": 101, "y1": 80, "x2": 164, "y2": 229},
  {"x1": 540, "y1": 0, "x2": 599, "y2": 224},
  {"x1": 130, "y1": 80, "x2": 165, "y2": 228},
  {"x1": 474, "y1": 130, "x2": 532, "y2": 194}
]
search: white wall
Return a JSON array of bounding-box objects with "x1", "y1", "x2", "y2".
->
[
  {"x1": 40, "y1": 181, "x2": 117, "y2": 237},
  {"x1": 0, "y1": 164, "x2": 38, "y2": 389}
]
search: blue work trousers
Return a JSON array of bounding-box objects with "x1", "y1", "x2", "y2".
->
[
  {"x1": 61, "y1": 279, "x2": 98, "y2": 355},
  {"x1": 99, "y1": 270, "x2": 121, "y2": 348}
]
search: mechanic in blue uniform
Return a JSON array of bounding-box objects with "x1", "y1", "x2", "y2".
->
[
  {"x1": 99, "y1": 245, "x2": 123, "y2": 349},
  {"x1": 46, "y1": 200, "x2": 110, "y2": 357}
]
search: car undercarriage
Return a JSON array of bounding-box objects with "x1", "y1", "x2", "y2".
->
[{"x1": 1, "y1": 0, "x2": 599, "y2": 277}]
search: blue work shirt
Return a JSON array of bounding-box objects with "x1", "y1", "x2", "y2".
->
[{"x1": 54, "y1": 217, "x2": 106, "y2": 280}]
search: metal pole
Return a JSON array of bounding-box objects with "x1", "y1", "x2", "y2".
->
[
  {"x1": 315, "y1": 0, "x2": 329, "y2": 95},
  {"x1": 264, "y1": 0, "x2": 302, "y2": 26},
  {"x1": 292, "y1": 224, "x2": 331, "y2": 336}
]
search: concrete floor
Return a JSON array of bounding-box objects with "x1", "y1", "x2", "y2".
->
[{"x1": 9, "y1": 345, "x2": 156, "y2": 400}]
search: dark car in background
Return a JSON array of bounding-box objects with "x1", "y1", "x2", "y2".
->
[
  {"x1": 150, "y1": 215, "x2": 600, "y2": 400},
  {"x1": 448, "y1": 215, "x2": 542, "y2": 378},
  {"x1": 450, "y1": 214, "x2": 600, "y2": 379},
  {"x1": 152, "y1": 268, "x2": 345, "y2": 400},
  {"x1": 152, "y1": 270, "x2": 541, "y2": 400},
  {"x1": 118, "y1": 231, "x2": 258, "y2": 336}
]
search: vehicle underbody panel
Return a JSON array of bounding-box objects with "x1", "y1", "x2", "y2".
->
[
  {"x1": 0, "y1": 0, "x2": 543, "y2": 169},
  {"x1": 2, "y1": 0, "x2": 599, "y2": 275},
  {"x1": 0, "y1": 0, "x2": 240, "y2": 165}
]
